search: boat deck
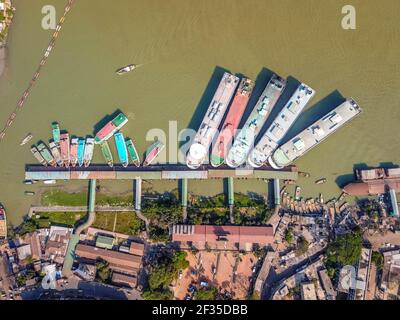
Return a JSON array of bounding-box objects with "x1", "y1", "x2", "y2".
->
[
  {"x1": 249, "y1": 83, "x2": 315, "y2": 166},
  {"x1": 270, "y1": 99, "x2": 362, "y2": 168}
]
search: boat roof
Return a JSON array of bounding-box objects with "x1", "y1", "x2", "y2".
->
[
  {"x1": 226, "y1": 74, "x2": 286, "y2": 166},
  {"x1": 112, "y1": 113, "x2": 128, "y2": 128},
  {"x1": 271, "y1": 99, "x2": 362, "y2": 167},
  {"x1": 187, "y1": 72, "x2": 239, "y2": 162},
  {"x1": 249, "y1": 83, "x2": 315, "y2": 165},
  {"x1": 96, "y1": 121, "x2": 116, "y2": 140}
]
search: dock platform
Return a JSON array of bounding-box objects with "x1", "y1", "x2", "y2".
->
[{"x1": 25, "y1": 164, "x2": 298, "y2": 181}]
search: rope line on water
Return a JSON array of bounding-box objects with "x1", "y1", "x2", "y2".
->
[{"x1": 0, "y1": 0, "x2": 76, "y2": 142}]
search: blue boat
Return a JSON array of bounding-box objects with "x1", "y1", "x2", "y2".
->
[
  {"x1": 77, "y1": 138, "x2": 85, "y2": 167},
  {"x1": 114, "y1": 132, "x2": 128, "y2": 167}
]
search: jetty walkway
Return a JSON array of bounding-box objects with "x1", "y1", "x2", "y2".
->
[{"x1": 0, "y1": 0, "x2": 76, "y2": 142}]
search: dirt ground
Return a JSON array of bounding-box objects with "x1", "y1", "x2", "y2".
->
[
  {"x1": 173, "y1": 250, "x2": 257, "y2": 300},
  {"x1": 365, "y1": 232, "x2": 400, "y2": 250}
]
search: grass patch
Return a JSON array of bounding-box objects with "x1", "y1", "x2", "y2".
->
[
  {"x1": 95, "y1": 193, "x2": 133, "y2": 206},
  {"x1": 41, "y1": 190, "x2": 87, "y2": 206},
  {"x1": 31, "y1": 211, "x2": 87, "y2": 228},
  {"x1": 93, "y1": 212, "x2": 144, "y2": 236}
]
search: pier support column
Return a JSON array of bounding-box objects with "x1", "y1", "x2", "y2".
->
[
  {"x1": 181, "y1": 179, "x2": 188, "y2": 222},
  {"x1": 273, "y1": 179, "x2": 281, "y2": 207},
  {"x1": 88, "y1": 179, "x2": 97, "y2": 213},
  {"x1": 135, "y1": 178, "x2": 142, "y2": 211},
  {"x1": 227, "y1": 177, "x2": 235, "y2": 224}
]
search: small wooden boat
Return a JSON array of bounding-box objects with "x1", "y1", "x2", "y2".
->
[
  {"x1": 24, "y1": 191, "x2": 35, "y2": 196},
  {"x1": 20, "y1": 133, "x2": 33, "y2": 146},
  {"x1": 319, "y1": 193, "x2": 324, "y2": 204},
  {"x1": 126, "y1": 138, "x2": 140, "y2": 167},
  {"x1": 299, "y1": 172, "x2": 310, "y2": 178},
  {"x1": 295, "y1": 186, "x2": 301, "y2": 201},
  {"x1": 338, "y1": 191, "x2": 347, "y2": 202},
  {"x1": 101, "y1": 141, "x2": 113, "y2": 167},
  {"x1": 143, "y1": 141, "x2": 165, "y2": 166},
  {"x1": 116, "y1": 64, "x2": 136, "y2": 75},
  {"x1": 315, "y1": 178, "x2": 327, "y2": 184}
]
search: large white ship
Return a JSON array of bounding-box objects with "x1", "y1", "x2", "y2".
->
[
  {"x1": 248, "y1": 83, "x2": 315, "y2": 168},
  {"x1": 225, "y1": 74, "x2": 286, "y2": 168},
  {"x1": 268, "y1": 99, "x2": 362, "y2": 169},
  {"x1": 186, "y1": 72, "x2": 239, "y2": 169}
]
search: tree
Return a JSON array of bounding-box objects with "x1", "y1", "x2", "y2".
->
[
  {"x1": 195, "y1": 287, "x2": 217, "y2": 300},
  {"x1": 96, "y1": 259, "x2": 111, "y2": 283},
  {"x1": 285, "y1": 228, "x2": 294, "y2": 244},
  {"x1": 326, "y1": 232, "x2": 363, "y2": 274},
  {"x1": 296, "y1": 236, "x2": 309, "y2": 255},
  {"x1": 143, "y1": 288, "x2": 173, "y2": 300},
  {"x1": 371, "y1": 251, "x2": 384, "y2": 271}
]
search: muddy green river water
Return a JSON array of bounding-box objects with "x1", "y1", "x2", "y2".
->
[{"x1": 1, "y1": 0, "x2": 400, "y2": 224}]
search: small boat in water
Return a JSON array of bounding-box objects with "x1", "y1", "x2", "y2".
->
[
  {"x1": 60, "y1": 133, "x2": 70, "y2": 167},
  {"x1": 114, "y1": 132, "x2": 129, "y2": 167},
  {"x1": 70, "y1": 138, "x2": 78, "y2": 167},
  {"x1": 299, "y1": 172, "x2": 311, "y2": 178},
  {"x1": 315, "y1": 178, "x2": 327, "y2": 185},
  {"x1": 31, "y1": 146, "x2": 47, "y2": 166},
  {"x1": 126, "y1": 138, "x2": 140, "y2": 167},
  {"x1": 23, "y1": 180, "x2": 34, "y2": 185},
  {"x1": 44, "y1": 179, "x2": 56, "y2": 185},
  {"x1": 115, "y1": 64, "x2": 136, "y2": 75},
  {"x1": 20, "y1": 133, "x2": 33, "y2": 146},
  {"x1": 100, "y1": 141, "x2": 113, "y2": 167},
  {"x1": 52, "y1": 122, "x2": 60, "y2": 144},
  {"x1": 77, "y1": 138, "x2": 85, "y2": 167},
  {"x1": 295, "y1": 186, "x2": 301, "y2": 201},
  {"x1": 24, "y1": 191, "x2": 35, "y2": 196},
  {"x1": 37, "y1": 142, "x2": 56, "y2": 167},
  {"x1": 49, "y1": 141, "x2": 63, "y2": 166},
  {"x1": 0, "y1": 204, "x2": 7, "y2": 241},
  {"x1": 143, "y1": 140, "x2": 165, "y2": 167},
  {"x1": 319, "y1": 193, "x2": 324, "y2": 204},
  {"x1": 83, "y1": 137, "x2": 95, "y2": 167}
]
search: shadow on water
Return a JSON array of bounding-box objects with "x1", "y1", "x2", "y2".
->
[
  {"x1": 92, "y1": 109, "x2": 123, "y2": 134},
  {"x1": 255, "y1": 76, "x2": 301, "y2": 145},
  {"x1": 280, "y1": 90, "x2": 345, "y2": 145},
  {"x1": 180, "y1": 66, "x2": 231, "y2": 149},
  {"x1": 335, "y1": 173, "x2": 355, "y2": 188}
]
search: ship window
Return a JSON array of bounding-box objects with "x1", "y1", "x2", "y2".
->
[{"x1": 293, "y1": 138, "x2": 305, "y2": 151}]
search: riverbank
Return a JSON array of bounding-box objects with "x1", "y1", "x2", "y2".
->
[
  {"x1": 0, "y1": 0, "x2": 14, "y2": 78},
  {"x1": 0, "y1": 46, "x2": 5, "y2": 78}
]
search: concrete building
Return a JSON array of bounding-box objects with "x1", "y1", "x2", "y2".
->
[{"x1": 301, "y1": 283, "x2": 317, "y2": 300}]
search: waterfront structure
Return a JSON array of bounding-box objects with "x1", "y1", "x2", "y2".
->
[
  {"x1": 171, "y1": 224, "x2": 274, "y2": 251},
  {"x1": 226, "y1": 74, "x2": 286, "y2": 168},
  {"x1": 210, "y1": 78, "x2": 254, "y2": 167},
  {"x1": 0, "y1": 204, "x2": 6, "y2": 240},
  {"x1": 186, "y1": 72, "x2": 239, "y2": 169},
  {"x1": 25, "y1": 164, "x2": 298, "y2": 181},
  {"x1": 269, "y1": 99, "x2": 362, "y2": 169},
  {"x1": 248, "y1": 83, "x2": 315, "y2": 167},
  {"x1": 343, "y1": 167, "x2": 400, "y2": 196},
  {"x1": 94, "y1": 113, "x2": 128, "y2": 144}
]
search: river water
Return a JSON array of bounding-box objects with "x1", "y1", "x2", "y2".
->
[{"x1": 1, "y1": 0, "x2": 400, "y2": 224}]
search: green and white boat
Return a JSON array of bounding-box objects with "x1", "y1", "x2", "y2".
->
[
  {"x1": 100, "y1": 141, "x2": 113, "y2": 167},
  {"x1": 52, "y1": 122, "x2": 60, "y2": 144},
  {"x1": 126, "y1": 138, "x2": 140, "y2": 167}
]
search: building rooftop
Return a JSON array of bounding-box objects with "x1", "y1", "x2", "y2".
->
[{"x1": 95, "y1": 235, "x2": 114, "y2": 250}]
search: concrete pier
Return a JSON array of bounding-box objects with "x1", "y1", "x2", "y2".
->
[
  {"x1": 181, "y1": 178, "x2": 188, "y2": 222},
  {"x1": 273, "y1": 178, "x2": 280, "y2": 207},
  {"x1": 135, "y1": 178, "x2": 142, "y2": 211},
  {"x1": 227, "y1": 177, "x2": 234, "y2": 224}
]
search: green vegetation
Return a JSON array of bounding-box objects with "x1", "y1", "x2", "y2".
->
[
  {"x1": 326, "y1": 231, "x2": 363, "y2": 278},
  {"x1": 96, "y1": 193, "x2": 133, "y2": 206},
  {"x1": 41, "y1": 190, "x2": 87, "y2": 206},
  {"x1": 93, "y1": 212, "x2": 144, "y2": 236},
  {"x1": 296, "y1": 236, "x2": 309, "y2": 256},
  {"x1": 32, "y1": 211, "x2": 86, "y2": 228},
  {"x1": 144, "y1": 250, "x2": 189, "y2": 300},
  {"x1": 371, "y1": 251, "x2": 384, "y2": 271},
  {"x1": 195, "y1": 286, "x2": 217, "y2": 300},
  {"x1": 96, "y1": 259, "x2": 111, "y2": 283},
  {"x1": 285, "y1": 228, "x2": 294, "y2": 244}
]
